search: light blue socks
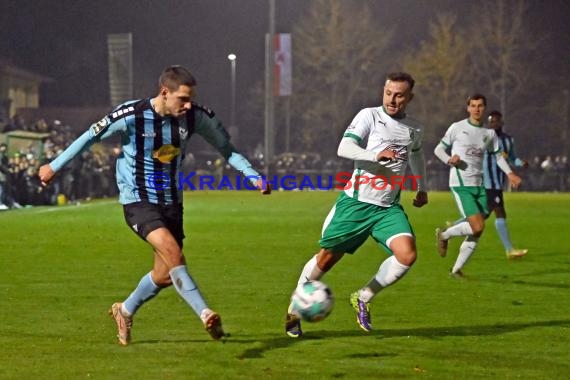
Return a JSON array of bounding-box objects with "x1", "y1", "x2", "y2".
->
[
  {"x1": 169, "y1": 265, "x2": 208, "y2": 317},
  {"x1": 123, "y1": 272, "x2": 161, "y2": 316}
]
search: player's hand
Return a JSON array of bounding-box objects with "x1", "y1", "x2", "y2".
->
[
  {"x1": 507, "y1": 172, "x2": 522, "y2": 189},
  {"x1": 38, "y1": 164, "x2": 55, "y2": 186},
  {"x1": 447, "y1": 155, "x2": 462, "y2": 167},
  {"x1": 413, "y1": 191, "x2": 428, "y2": 208},
  {"x1": 255, "y1": 178, "x2": 272, "y2": 195},
  {"x1": 376, "y1": 149, "x2": 399, "y2": 162}
]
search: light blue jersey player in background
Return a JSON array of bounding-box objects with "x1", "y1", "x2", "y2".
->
[
  {"x1": 483, "y1": 110, "x2": 528, "y2": 258},
  {"x1": 39, "y1": 65, "x2": 270, "y2": 345}
]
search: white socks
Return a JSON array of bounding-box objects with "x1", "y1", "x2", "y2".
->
[
  {"x1": 442, "y1": 221, "x2": 473, "y2": 239},
  {"x1": 451, "y1": 236, "x2": 479, "y2": 273},
  {"x1": 294, "y1": 254, "x2": 410, "y2": 304},
  {"x1": 359, "y1": 256, "x2": 410, "y2": 303},
  {"x1": 297, "y1": 255, "x2": 325, "y2": 285}
]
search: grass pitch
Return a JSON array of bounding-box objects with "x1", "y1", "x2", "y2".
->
[{"x1": 1, "y1": 191, "x2": 569, "y2": 379}]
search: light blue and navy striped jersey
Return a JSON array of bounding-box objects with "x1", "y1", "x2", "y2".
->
[
  {"x1": 483, "y1": 131, "x2": 524, "y2": 190},
  {"x1": 49, "y1": 98, "x2": 261, "y2": 205}
]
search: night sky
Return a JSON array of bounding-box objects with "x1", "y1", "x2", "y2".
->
[{"x1": 1, "y1": 0, "x2": 568, "y2": 130}]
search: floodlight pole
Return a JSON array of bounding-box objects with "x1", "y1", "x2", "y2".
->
[
  {"x1": 264, "y1": 0, "x2": 275, "y2": 177},
  {"x1": 227, "y1": 53, "x2": 237, "y2": 129}
]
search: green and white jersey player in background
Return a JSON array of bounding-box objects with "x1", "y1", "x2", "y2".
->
[
  {"x1": 285, "y1": 72, "x2": 429, "y2": 337},
  {"x1": 433, "y1": 94, "x2": 522, "y2": 277}
]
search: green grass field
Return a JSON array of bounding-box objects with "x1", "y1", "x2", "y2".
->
[{"x1": 1, "y1": 191, "x2": 569, "y2": 379}]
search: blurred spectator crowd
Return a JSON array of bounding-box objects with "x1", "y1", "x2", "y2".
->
[
  {"x1": 0, "y1": 114, "x2": 569, "y2": 211},
  {"x1": 0, "y1": 116, "x2": 118, "y2": 210}
]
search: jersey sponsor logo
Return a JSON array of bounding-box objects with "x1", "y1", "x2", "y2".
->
[
  {"x1": 465, "y1": 147, "x2": 484, "y2": 157},
  {"x1": 383, "y1": 144, "x2": 408, "y2": 161},
  {"x1": 379, "y1": 137, "x2": 409, "y2": 145},
  {"x1": 152, "y1": 144, "x2": 181, "y2": 163}
]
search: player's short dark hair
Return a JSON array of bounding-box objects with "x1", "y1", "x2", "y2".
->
[
  {"x1": 467, "y1": 93, "x2": 487, "y2": 106},
  {"x1": 386, "y1": 72, "x2": 415, "y2": 91},
  {"x1": 159, "y1": 65, "x2": 197, "y2": 91},
  {"x1": 488, "y1": 110, "x2": 502, "y2": 118}
]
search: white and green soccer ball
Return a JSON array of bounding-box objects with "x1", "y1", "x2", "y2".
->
[{"x1": 291, "y1": 280, "x2": 334, "y2": 322}]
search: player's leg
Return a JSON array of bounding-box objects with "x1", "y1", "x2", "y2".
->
[
  {"x1": 491, "y1": 193, "x2": 527, "y2": 258},
  {"x1": 285, "y1": 248, "x2": 344, "y2": 338},
  {"x1": 147, "y1": 215, "x2": 226, "y2": 340},
  {"x1": 450, "y1": 234, "x2": 479, "y2": 276},
  {"x1": 296, "y1": 249, "x2": 343, "y2": 286},
  {"x1": 493, "y1": 192, "x2": 513, "y2": 251},
  {"x1": 285, "y1": 193, "x2": 368, "y2": 337},
  {"x1": 110, "y1": 202, "x2": 168, "y2": 345},
  {"x1": 117, "y1": 203, "x2": 224, "y2": 342},
  {"x1": 449, "y1": 187, "x2": 488, "y2": 276},
  {"x1": 350, "y1": 206, "x2": 415, "y2": 331},
  {"x1": 437, "y1": 187, "x2": 485, "y2": 259},
  {"x1": 352, "y1": 236, "x2": 415, "y2": 332},
  {"x1": 449, "y1": 211, "x2": 484, "y2": 276}
]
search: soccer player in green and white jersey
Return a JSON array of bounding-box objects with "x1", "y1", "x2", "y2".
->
[
  {"x1": 285, "y1": 72, "x2": 429, "y2": 337},
  {"x1": 433, "y1": 94, "x2": 522, "y2": 277}
]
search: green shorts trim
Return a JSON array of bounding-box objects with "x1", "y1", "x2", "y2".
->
[
  {"x1": 319, "y1": 193, "x2": 414, "y2": 255},
  {"x1": 450, "y1": 186, "x2": 488, "y2": 218}
]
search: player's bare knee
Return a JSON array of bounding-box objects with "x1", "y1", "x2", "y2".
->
[
  {"x1": 394, "y1": 250, "x2": 416, "y2": 266},
  {"x1": 472, "y1": 223, "x2": 485, "y2": 236}
]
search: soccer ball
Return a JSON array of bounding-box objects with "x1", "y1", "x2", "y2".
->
[{"x1": 290, "y1": 280, "x2": 334, "y2": 322}]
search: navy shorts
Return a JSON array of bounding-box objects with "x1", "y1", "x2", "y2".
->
[
  {"x1": 485, "y1": 189, "x2": 504, "y2": 211},
  {"x1": 123, "y1": 202, "x2": 185, "y2": 248}
]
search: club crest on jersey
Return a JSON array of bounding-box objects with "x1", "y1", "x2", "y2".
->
[
  {"x1": 153, "y1": 144, "x2": 181, "y2": 163},
  {"x1": 179, "y1": 127, "x2": 188, "y2": 140},
  {"x1": 91, "y1": 117, "x2": 109, "y2": 136}
]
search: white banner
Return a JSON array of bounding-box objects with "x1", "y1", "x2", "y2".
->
[
  {"x1": 274, "y1": 33, "x2": 292, "y2": 96},
  {"x1": 107, "y1": 33, "x2": 133, "y2": 105}
]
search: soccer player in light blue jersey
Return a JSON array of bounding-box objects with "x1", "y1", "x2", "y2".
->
[
  {"x1": 39, "y1": 65, "x2": 270, "y2": 345},
  {"x1": 484, "y1": 110, "x2": 528, "y2": 258},
  {"x1": 285, "y1": 72, "x2": 429, "y2": 337},
  {"x1": 434, "y1": 95, "x2": 522, "y2": 277}
]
